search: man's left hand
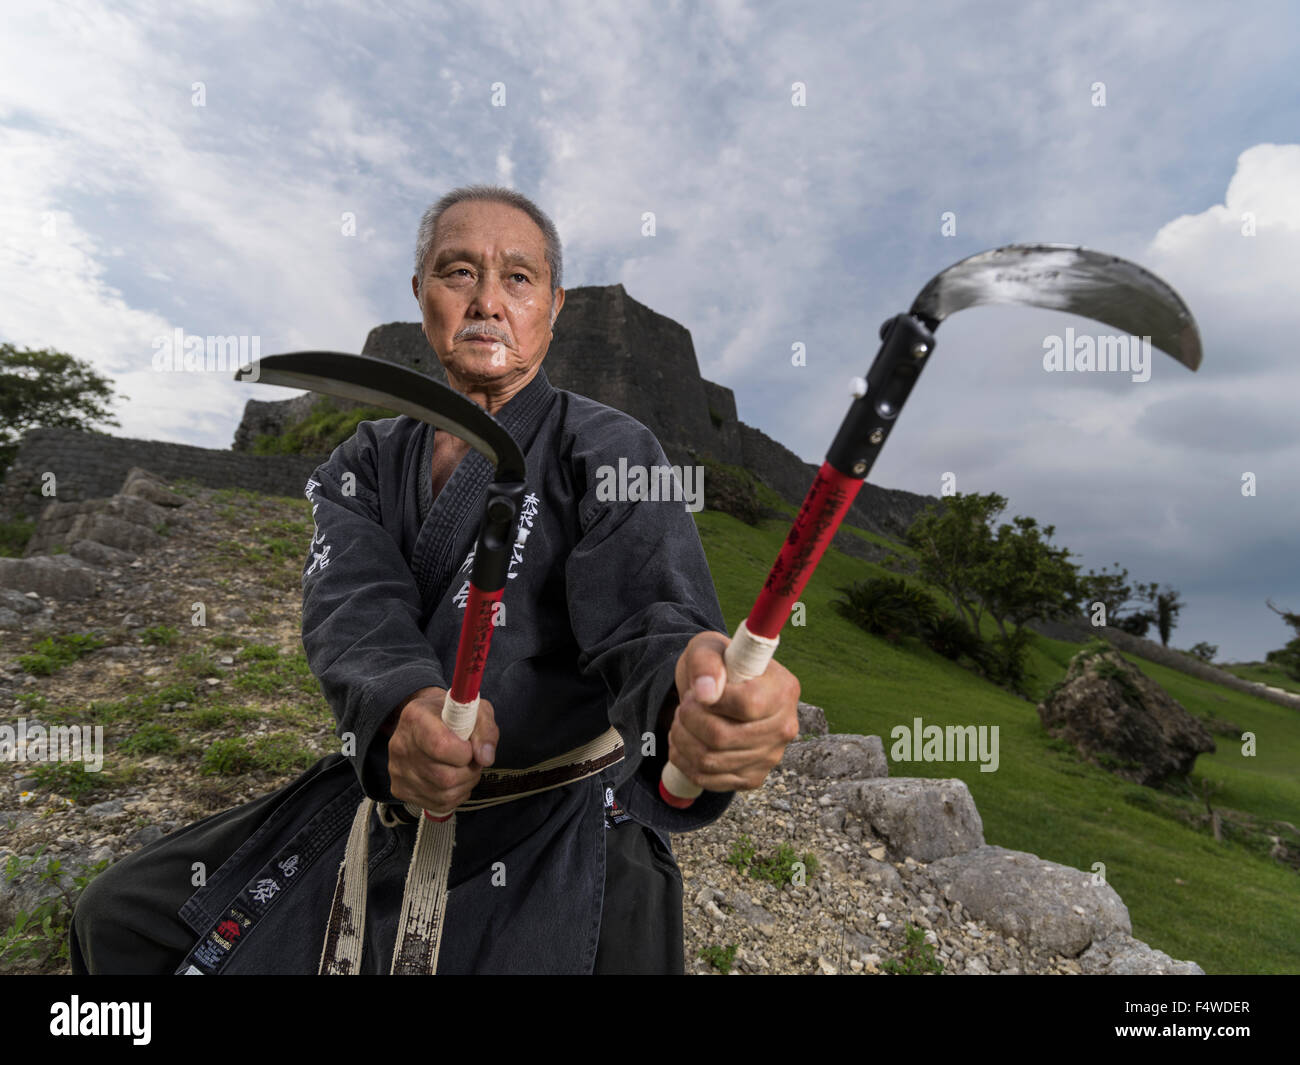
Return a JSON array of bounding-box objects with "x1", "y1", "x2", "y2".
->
[{"x1": 667, "y1": 630, "x2": 801, "y2": 792}]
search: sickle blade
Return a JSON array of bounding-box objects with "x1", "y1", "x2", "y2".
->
[
  {"x1": 235, "y1": 351, "x2": 527, "y2": 482},
  {"x1": 910, "y1": 243, "x2": 1202, "y2": 370}
]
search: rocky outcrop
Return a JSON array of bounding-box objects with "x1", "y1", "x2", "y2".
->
[
  {"x1": 823, "y1": 777, "x2": 986, "y2": 862},
  {"x1": 678, "y1": 714, "x2": 1204, "y2": 975},
  {"x1": 0, "y1": 555, "x2": 105, "y2": 602},
  {"x1": 780, "y1": 734, "x2": 889, "y2": 781},
  {"x1": 1037, "y1": 645, "x2": 1216, "y2": 786},
  {"x1": 926, "y1": 845, "x2": 1131, "y2": 956},
  {"x1": 0, "y1": 469, "x2": 196, "y2": 619},
  {"x1": 22, "y1": 470, "x2": 189, "y2": 559}
]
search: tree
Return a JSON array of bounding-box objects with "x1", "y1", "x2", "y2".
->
[
  {"x1": 973, "y1": 514, "x2": 1081, "y2": 642},
  {"x1": 1116, "y1": 611, "x2": 1155, "y2": 638},
  {"x1": 1153, "y1": 586, "x2": 1185, "y2": 647},
  {"x1": 0, "y1": 344, "x2": 123, "y2": 477},
  {"x1": 1077, "y1": 562, "x2": 1132, "y2": 626},
  {"x1": 902, "y1": 491, "x2": 1081, "y2": 691},
  {"x1": 1118, "y1": 580, "x2": 1183, "y2": 647},
  {"x1": 900, "y1": 492, "x2": 1001, "y2": 637},
  {"x1": 1265, "y1": 599, "x2": 1300, "y2": 681},
  {"x1": 1188, "y1": 641, "x2": 1218, "y2": 663}
]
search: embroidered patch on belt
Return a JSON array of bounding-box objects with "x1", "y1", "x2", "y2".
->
[
  {"x1": 175, "y1": 838, "x2": 323, "y2": 974},
  {"x1": 602, "y1": 785, "x2": 632, "y2": 829}
]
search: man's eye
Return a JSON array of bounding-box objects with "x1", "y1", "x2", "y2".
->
[{"x1": 511, "y1": 273, "x2": 529, "y2": 283}]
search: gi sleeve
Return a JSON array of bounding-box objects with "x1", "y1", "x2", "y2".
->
[
  {"x1": 564, "y1": 410, "x2": 734, "y2": 832},
  {"x1": 300, "y1": 420, "x2": 447, "y2": 803}
]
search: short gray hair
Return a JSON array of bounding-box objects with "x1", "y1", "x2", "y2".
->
[{"x1": 413, "y1": 184, "x2": 562, "y2": 300}]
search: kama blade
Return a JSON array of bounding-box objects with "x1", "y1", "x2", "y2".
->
[
  {"x1": 659, "y1": 244, "x2": 1203, "y2": 808},
  {"x1": 237, "y1": 351, "x2": 526, "y2": 820},
  {"x1": 236, "y1": 350, "x2": 526, "y2": 482},
  {"x1": 910, "y1": 243, "x2": 1202, "y2": 370}
]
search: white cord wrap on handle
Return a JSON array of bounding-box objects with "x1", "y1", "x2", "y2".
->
[
  {"x1": 723, "y1": 618, "x2": 781, "y2": 684},
  {"x1": 441, "y1": 692, "x2": 478, "y2": 740},
  {"x1": 659, "y1": 619, "x2": 781, "y2": 805}
]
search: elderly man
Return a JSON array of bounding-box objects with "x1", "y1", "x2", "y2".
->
[{"x1": 70, "y1": 184, "x2": 801, "y2": 975}]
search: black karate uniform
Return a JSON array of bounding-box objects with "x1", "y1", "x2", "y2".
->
[{"x1": 70, "y1": 366, "x2": 732, "y2": 974}]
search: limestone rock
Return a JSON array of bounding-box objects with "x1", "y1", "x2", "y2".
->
[
  {"x1": 68, "y1": 539, "x2": 138, "y2": 567},
  {"x1": 797, "y1": 702, "x2": 829, "y2": 737},
  {"x1": 928, "y1": 845, "x2": 1131, "y2": 956},
  {"x1": 24, "y1": 494, "x2": 172, "y2": 556},
  {"x1": 0, "y1": 588, "x2": 43, "y2": 615},
  {"x1": 1079, "y1": 932, "x2": 1204, "y2": 975},
  {"x1": 780, "y1": 734, "x2": 888, "y2": 780},
  {"x1": 121, "y1": 467, "x2": 187, "y2": 508},
  {"x1": 823, "y1": 777, "x2": 984, "y2": 861},
  {"x1": 0, "y1": 555, "x2": 103, "y2": 600},
  {"x1": 1037, "y1": 646, "x2": 1215, "y2": 786}
]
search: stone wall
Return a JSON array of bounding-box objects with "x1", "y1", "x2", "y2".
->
[{"x1": 0, "y1": 428, "x2": 326, "y2": 521}]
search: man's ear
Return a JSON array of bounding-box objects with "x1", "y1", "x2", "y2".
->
[{"x1": 411, "y1": 273, "x2": 420, "y2": 300}]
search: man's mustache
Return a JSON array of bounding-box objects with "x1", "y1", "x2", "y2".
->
[{"x1": 456, "y1": 328, "x2": 511, "y2": 344}]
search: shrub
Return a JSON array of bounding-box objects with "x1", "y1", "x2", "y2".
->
[
  {"x1": 699, "y1": 943, "x2": 739, "y2": 973},
  {"x1": 921, "y1": 613, "x2": 987, "y2": 664},
  {"x1": 835, "y1": 576, "x2": 937, "y2": 643},
  {"x1": 982, "y1": 629, "x2": 1036, "y2": 693}
]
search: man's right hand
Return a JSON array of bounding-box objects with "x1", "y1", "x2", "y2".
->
[{"x1": 385, "y1": 686, "x2": 498, "y2": 813}]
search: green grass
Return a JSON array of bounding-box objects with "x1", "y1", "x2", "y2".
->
[
  {"x1": 249, "y1": 397, "x2": 397, "y2": 456},
  {"x1": 140, "y1": 624, "x2": 180, "y2": 646},
  {"x1": 17, "y1": 633, "x2": 108, "y2": 676},
  {"x1": 231, "y1": 646, "x2": 321, "y2": 699},
  {"x1": 694, "y1": 508, "x2": 1300, "y2": 974},
  {"x1": 118, "y1": 723, "x2": 182, "y2": 756},
  {"x1": 200, "y1": 733, "x2": 319, "y2": 776}
]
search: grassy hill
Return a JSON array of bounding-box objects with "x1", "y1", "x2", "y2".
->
[{"x1": 695, "y1": 507, "x2": 1300, "y2": 975}]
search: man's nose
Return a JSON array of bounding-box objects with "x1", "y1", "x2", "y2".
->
[{"x1": 468, "y1": 272, "x2": 507, "y2": 317}]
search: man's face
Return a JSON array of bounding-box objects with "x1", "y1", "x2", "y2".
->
[{"x1": 412, "y1": 199, "x2": 563, "y2": 394}]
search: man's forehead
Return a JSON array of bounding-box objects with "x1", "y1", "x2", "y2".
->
[
  {"x1": 439, "y1": 202, "x2": 541, "y2": 241},
  {"x1": 433, "y1": 205, "x2": 544, "y2": 265}
]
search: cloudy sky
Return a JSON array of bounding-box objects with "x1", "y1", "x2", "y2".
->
[{"x1": 2, "y1": 0, "x2": 1297, "y2": 661}]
